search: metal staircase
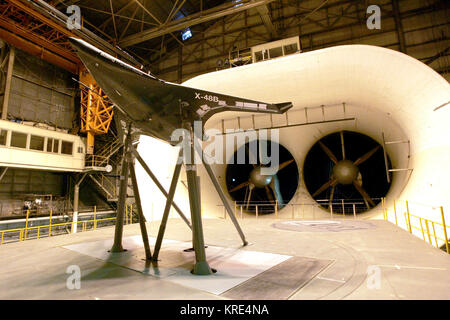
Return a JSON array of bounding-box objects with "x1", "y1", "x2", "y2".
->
[
  {"x1": 94, "y1": 137, "x2": 123, "y2": 166},
  {"x1": 88, "y1": 173, "x2": 118, "y2": 201},
  {"x1": 82, "y1": 115, "x2": 139, "y2": 221},
  {"x1": 86, "y1": 136, "x2": 123, "y2": 202},
  {"x1": 86, "y1": 133, "x2": 138, "y2": 207}
]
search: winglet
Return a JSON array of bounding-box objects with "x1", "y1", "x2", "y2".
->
[{"x1": 275, "y1": 102, "x2": 293, "y2": 114}]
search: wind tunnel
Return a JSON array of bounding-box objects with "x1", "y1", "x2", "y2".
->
[{"x1": 136, "y1": 45, "x2": 450, "y2": 231}]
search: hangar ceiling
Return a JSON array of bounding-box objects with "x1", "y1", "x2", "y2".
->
[
  {"x1": 0, "y1": 0, "x2": 448, "y2": 83},
  {"x1": 55, "y1": 0, "x2": 450, "y2": 82}
]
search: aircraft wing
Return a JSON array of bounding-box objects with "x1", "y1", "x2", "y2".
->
[
  {"x1": 180, "y1": 86, "x2": 293, "y2": 123},
  {"x1": 69, "y1": 37, "x2": 292, "y2": 141}
]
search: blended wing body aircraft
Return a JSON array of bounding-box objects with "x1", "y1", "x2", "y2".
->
[
  {"x1": 69, "y1": 37, "x2": 292, "y2": 144},
  {"x1": 69, "y1": 37, "x2": 293, "y2": 275}
]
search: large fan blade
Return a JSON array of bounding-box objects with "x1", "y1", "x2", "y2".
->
[
  {"x1": 312, "y1": 178, "x2": 337, "y2": 198},
  {"x1": 270, "y1": 175, "x2": 283, "y2": 208},
  {"x1": 352, "y1": 180, "x2": 375, "y2": 208},
  {"x1": 278, "y1": 159, "x2": 294, "y2": 171},
  {"x1": 243, "y1": 185, "x2": 249, "y2": 204},
  {"x1": 246, "y1": 185, "x2": 254, "y2": 209},
  {"x1": 340, "y1": 131, "x2": 346, "y2": 160},
  {"x1": 329, "y1": 185, "x2": 335, "y2": 210},
  {"x1": 318, "y1": 141, "x2": 338, "y2": 164},
  {"x1": 354, "y1": 145, "x2": 381, "y2": 166},
  {"x1": 229, "y1": 180, "x2": 250, "y2": 193},
  {"x1": 265, "y1": 186, "x2": 274, "y2": 202}
]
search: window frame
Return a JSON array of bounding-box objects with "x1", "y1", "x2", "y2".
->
[
  {"x1": 10, "y1": 131, "x2": 28, "y2": 149},
  {"x1": 29, "y1": 134, "x2": 45, "y2": 151},
  {"x1": 0, "y1": 129, "x2": 7, "y2": 146},
  {"x1": 61, "y1": 140, "x2": 73, "y2": 156}
]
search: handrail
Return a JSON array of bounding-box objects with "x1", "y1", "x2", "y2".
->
[
  {"x1": 220, "y1": 198, "x2": 450, "y2": 255},
  {"x1": 85, "y1": 154, "x2": 110, "y2": 168},
  {"x1": 95, "y1": 138, "x2": 122, "y2": 159},
  {"x1": 0, "y1": 204, "x2": 134, "y2": 245},
  {"x1": 219, "y1": 199, "x2": 378, "y2": 221},
  {"x1": 383, "y1": 198, "x2": 449, "y2": 254}
]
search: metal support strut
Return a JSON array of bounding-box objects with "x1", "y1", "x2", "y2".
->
[
  {"x1": 107, "y1": 122, "x2": 154, "y2": 260},
  {"x1": 152, "y1": 148, "x2": 183, "y2": 261},
  {"x1": 186, "y1": 126, "x2": 213, "y2": 275},
  {"x1": 110, "y1": 123, "x2": 132, "y2": 252},
  {"x1": 195, "y1": 143, "x2": 248, "y2": 246},
  {"x1": 131, "y1": 146, "x2": 192, "y2": 229},
  {"x1": 129, "y1": 158, "x2": 152, "y2": 260},
  {"x1": 72, "y1": 173, "x2": 87, "y2": 234}
]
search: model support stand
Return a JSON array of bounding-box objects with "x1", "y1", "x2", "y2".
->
[
  {"x1": 109, "y1": 120, "x2": 248, "y2": 275},
  {"x1": 185, "y1": 125, "x2": 213, "y2": 275},
  {"x1": 110, "y1": 123, "x2": 192, "y2": 255},
  {"x1": 110, "y1": 123, "x2": 153, "y2": 258}
]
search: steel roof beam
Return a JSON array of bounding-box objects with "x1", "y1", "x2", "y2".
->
[
  {"x1": 25, "y1": 0, "x2": 140, "y2": 65},
  {"x1": 254, "y1": 2, "x2": 277, "y2": 39},
  {"x1": 119, "y1": 0, "x2": 276, "y2": 48}
]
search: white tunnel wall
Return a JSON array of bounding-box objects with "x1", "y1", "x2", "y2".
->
[
  {"x1": 137, "y1": 45, "x2": 450, "y2": 227},
  {"x1": 189, "y1": 103, "x2": 411, "y2": 220}
]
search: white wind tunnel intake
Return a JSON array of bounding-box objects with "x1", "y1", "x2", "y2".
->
[{"x1": 136, "y1": 45, "x2": 450, "y2": 242}]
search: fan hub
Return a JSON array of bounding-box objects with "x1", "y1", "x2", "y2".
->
[
  {"x1": 250, "y1": 167, "x2": 273, "y2": 188},
  {"x1": 333, "y1": 160, "x2": 359, "y2": 185}
]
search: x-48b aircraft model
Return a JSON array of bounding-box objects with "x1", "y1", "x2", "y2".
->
[
  {"x1": 70, "y1": 38, "x2": 292, "y2": 144},
  {"x1": 70, "y1": 37, "x2": 292, "y2": 275}
]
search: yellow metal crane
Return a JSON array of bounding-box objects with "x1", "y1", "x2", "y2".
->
[{"x1": 79, "y1": 70, "x2": 114, "y2": 154}]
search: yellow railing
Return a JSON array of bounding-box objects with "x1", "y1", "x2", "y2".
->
[
  {"x1": 0, "y1": 205, "x2": 135, "y2": 245},
  {"x1": 382, "y1": 198, "x2": 449, "y2": 254},
  {"x1": 99, "y1": 173, "x2": 117, "y2": 198},
  {"x1": 85, "y1": 154, "x2": 110, "y2": 168}
]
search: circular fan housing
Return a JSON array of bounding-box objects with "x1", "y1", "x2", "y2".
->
[
  {"x1": 226, "y1": 140, "x2": 299, "y2": 214},
  {"x1": 303, "y1": 131, "x2": 392, "y2": 214}
]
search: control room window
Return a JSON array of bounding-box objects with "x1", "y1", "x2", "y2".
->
[
  {"x1": 283, "y1": 43, "x2": 298, "y2": 55},
  {"x1": 61, "y1": 141, "x2": 73, "y2": 155},
  {"x1": 47, "y1": 138, "x2": 59, "y2": 153},
  {"x1": 30, "y1": 135, "x2": 45, "y2": 151},
  {"x1": 10, "y1": 131, "x2": 27, "y2": 149},
  {"x1": 0, "y1": 130, "x2": 6, "y2": 146},
  {"x1": 269, "y1": 46, "x2": 283, "y2": 59}
]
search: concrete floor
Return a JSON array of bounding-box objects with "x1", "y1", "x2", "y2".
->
[{"x1": 0, "y1": 217, "x2": 449, "y2": 300}]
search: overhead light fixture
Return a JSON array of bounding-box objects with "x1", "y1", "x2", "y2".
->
[
  {"x1": 181, "y1": 28, "x2": 192, "y2": 41},
  {"x1": 232, "y1": 0, "x2": 244, "y2": 7}
]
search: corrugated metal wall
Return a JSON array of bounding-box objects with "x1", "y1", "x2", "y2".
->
[
  {"x1": 0, "y1": 169, "x2": 66, "y2": 216},
  {"x1": 8, "y1": 48, "x2": 76, "y2": 129}
]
